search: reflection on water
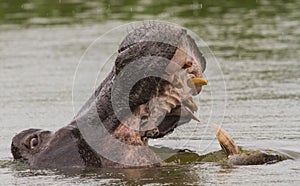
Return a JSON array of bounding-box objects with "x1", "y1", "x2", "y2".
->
[{"x1": 0, "y1": 0, "x2": 299, "y2": 185}]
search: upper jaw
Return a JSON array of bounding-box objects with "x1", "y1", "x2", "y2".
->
[
  {"x1": 156, "y1": 52, "x2": 208, "y2": 134},
  {"x1": 140, "y1": 78, "x2": 206, "y2": 140},
  {"x1": 138, "y1": 56, "x2": 207, "y2": 140}
]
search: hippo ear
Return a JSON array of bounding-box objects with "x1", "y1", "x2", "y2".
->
[{"x1": 212, "y1": 124, "x2": 239, "y2": 156}]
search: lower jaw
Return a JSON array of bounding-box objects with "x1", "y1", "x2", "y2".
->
[
  {"x1": 139, "y1": 105, "x2": 196, "y2": 139},
  {"x1": 153, "y1": 115, "x2": 191, "y2": 138},
  {"x1": 193, "y1": 86, "x2": 202, "y2": 95}
]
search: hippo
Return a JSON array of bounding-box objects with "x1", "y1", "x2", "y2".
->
[
  {"x1": 11, "y1": 23, "x2": 287, "y2": 169},
  {"x1": 162, "y1": 124, "x2": 288, "y2": 166}
]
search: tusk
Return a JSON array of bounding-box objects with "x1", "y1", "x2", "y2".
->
[
  {"x1": 188, "y1": 77, "x2": 208, "y2": 87},
  {"x1": 183, "y1": 106, "x2": 200, "y2": 122},
  {"x1": 183, "y1": 98, "x2": 198, "y2": 112},
  {"x1": 212, "y1": 124, "x2": 239, "y2": 156}
]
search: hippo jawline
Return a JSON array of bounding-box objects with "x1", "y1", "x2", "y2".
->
[
  {"x1": 212, "y1": 125, "x2": 288, "y2": 165},
  {"x1": 11, "y1": 23, "x2": 210, "y2": 168}
]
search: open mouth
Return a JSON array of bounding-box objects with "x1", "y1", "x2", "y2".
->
[
  {"x1": 139, "y1": 59, "x2": 208, "y2": 141},
  {"x1": 182, "y1": 77, "x2": 208, "y2": 119},
  {"x1": 167, "y1": 73, "x2": 208, "y2": 121}
]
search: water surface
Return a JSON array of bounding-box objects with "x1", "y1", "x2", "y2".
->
[{"x1": 0, "y1": 0, "x2": 299, "y2": 185}]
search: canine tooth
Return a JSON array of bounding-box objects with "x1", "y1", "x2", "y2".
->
[
  {"x1": 183, "y1": 98, "x2": 198, "y2": 112},
  {"x1": 188, "y1": 77, "x2": 208, "y2": 87},
  {"x1": 183, "y1": 106, "x2": 200, "y2": 122},
  {"x1": 166, "y1": 99, "x2": 177, "y2": 108},
  {"x1": 212, "y1": 124, "x2": 239, "y2": 156}
]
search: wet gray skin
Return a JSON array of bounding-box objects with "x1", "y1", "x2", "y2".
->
[
  {"x1": 11, "y1": 126, "x2": 88, "y2": 168},
  {"x1": 11, "y1": 23, "x2": 207, "y2": 168},
  {"x1": 212, "y1": 125, "x2": 289, "y2": 166},
  {"x1": 162, "y1": 125, "x2": 289, "y2": 166},
  {"x1": 11, "y1": 23, "x2": 288, "y2": 169}
]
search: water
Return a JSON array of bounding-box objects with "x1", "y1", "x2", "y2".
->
[{"x1": 1, "y1": 0, "x2": 299, "y2": 185}]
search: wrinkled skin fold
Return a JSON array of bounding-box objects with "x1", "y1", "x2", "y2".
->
[{"x1": 11, "y1": 23, "x2": 289, "y2": 168}]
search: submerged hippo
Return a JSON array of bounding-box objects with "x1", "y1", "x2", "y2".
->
[
  {"x1": 11, "y1": 23, "x2": 287, "y2": 169},
  {"x1": 162, "y1": 125, "x2": 288, "y2": 166}
]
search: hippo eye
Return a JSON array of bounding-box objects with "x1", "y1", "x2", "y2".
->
[{"x1": 30, "y1": 137, "x2": 39, "y2": 149}]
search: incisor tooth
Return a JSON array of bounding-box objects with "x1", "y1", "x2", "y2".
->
[
  {"x1": 173, "y1": 75, "x2": 184, "y2": 88},
  {"x1": 183, "y1": 98, "x2": 198, "y2": 112}
]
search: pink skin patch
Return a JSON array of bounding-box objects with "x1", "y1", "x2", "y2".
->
[
  {"x1": 167, "y1": 48, "x2": 205, "y2": 97},
  {"x1": 113, "y1": 47, "x2": 206, "y2": 146}
]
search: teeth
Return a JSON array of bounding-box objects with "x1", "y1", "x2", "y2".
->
[
  {"x1": 161, "y1": 104, "x2": 172, "y2": 113},
  {"x1": 182, "y1": 97, "x2": 200, "y2": 122},
  {"x1": 212, "y1": 124, "x2": 239, "y2": 156},
  {"x1": 173, "y1": 75, "x2": 184, "y2": 88},
  {"x1": 183, "y1": 106, "x2": 200, "y2": 122},
  {"x1": 183, "y1": 98, "x2": 198, "y2": 112},
  {"x1": 145, "y1": 127, "x2": 160, "y2": 138},
  {"x1": 188, "y1": 77, "x2": 208, "y2": 87},
  {"x1": 166, "y1": 99, "x2": 177, "y2": 109}
]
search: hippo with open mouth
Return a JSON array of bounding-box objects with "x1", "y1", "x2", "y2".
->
[{"x1": 11, "y1": 23, "x2": 287, "y2": 168}]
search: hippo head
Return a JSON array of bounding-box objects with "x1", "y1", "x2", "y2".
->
[
  {"x1": 11, "y1": 129, "x2": 51, "y2": 163},
  {"x1": 11, "y1": 126, "x2": 91, "y2": 168},
  {"x1": 11, "y1": 23, "x2": 207, "y2": 168},
  {"x1": 110, "y1": 23, "x2": 207, "y2": 140}
]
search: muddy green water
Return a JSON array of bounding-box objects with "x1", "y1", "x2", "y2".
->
[{"x1": 0, "y1": 0, "x2": 299, "y2": 185}]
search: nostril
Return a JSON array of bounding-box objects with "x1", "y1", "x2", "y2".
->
[
  {"x1": 11, "y1": 143, "x2": 22, "y2": 160},
  {"x1": 187, "y1": 65, "x2": 201, "y2": 78},
  {"x1": 182, "y1": 60, "x2": 192, "y2": 69}
]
